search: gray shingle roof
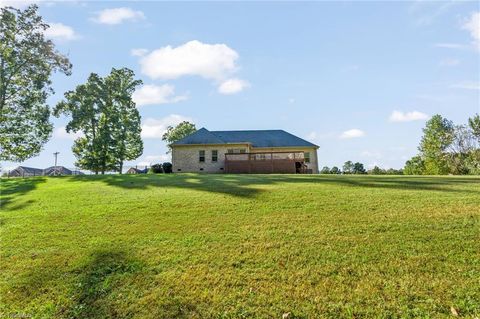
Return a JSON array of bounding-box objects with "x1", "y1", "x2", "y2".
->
[{"x1": 172, "y1": 128, "x2": 318, "y2": 148}]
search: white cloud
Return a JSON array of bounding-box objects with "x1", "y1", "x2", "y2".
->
[
  {"x1": 434, "y1": 43, "x2": 467, "y2": 49},
  {"x1": 340, "y1": 129, "x2": 365, "y2": 139},
  {"x1": 93, "y1": 7, "x2": 145, "y2": 25},
  {"x1": 389, "y1": 110, "x2": 429, "y2": 122},
  {"x1": 218, "y1": 78, "x2": 250, "y2": 95},
  {"x1": 0, "y1": 0, "x2": 36, "y2": 8},
  {"x1": 130, "y1": 48, "x2": 149, "y2": 57},
  {"x1": 133, "y1": 84, "x2": 187, "y2": 107},
  {"x1": 44, "y1": 22, "x2": 77, "y2": 41},
  {"x1": 462, "y1": 12, "x2": 480, "y2": 50},
  {"x1": 439, "y1": 58, "x2": 460, "y2": 66},
  {"x1": 139, "y1": 40, "x2": 239, "y2": 81},
  {"x1": 141, "y1": 114, "x2": 193, "y2": 139},
  {"x1": 450, "y1": 81, "x2": 480, "y2": 90},
  {"x1": 53, "y1": 126, "x2": 84, "y2": 140}
]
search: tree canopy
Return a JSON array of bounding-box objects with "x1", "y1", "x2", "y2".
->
[
  {"x1": 54, "y1": 68, "x2": 143, "y2": 174},
  {"x1": 0, "y1": 5, "x2": 72, "y2": 161},
  {"x1": 404, "y1": 114, "x2": 479, "y2": 175},
  {"x1": 162, "y1": 121, "x2": 196, "y2": 153}
]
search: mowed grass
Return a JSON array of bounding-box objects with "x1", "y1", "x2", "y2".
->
[{"x1": 0, "y1": 174, "x2": 479, "y2": 319}]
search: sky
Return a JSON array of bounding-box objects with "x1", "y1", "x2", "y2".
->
[{"x1": 1, "y1": 0, "x2": 479, "y2": 172}]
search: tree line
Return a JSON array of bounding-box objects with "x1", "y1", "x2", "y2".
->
[
  {"x1": 404, "y1": 114, "x2": 479, "y2": 175},
  {"x1": 0, "y1": 5, "x2": 143, "y2": 174},
  {"x1": 320, "y1": 162, "x2": 403, "y2": 175}
]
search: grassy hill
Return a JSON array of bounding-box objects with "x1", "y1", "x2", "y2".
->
[{"x1": 1, "y1": 174, "x2": 479, "y2": 318}]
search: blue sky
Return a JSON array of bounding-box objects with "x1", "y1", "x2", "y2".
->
[{"x1": 1, "y1": 0, "x2": 479, "y2": 171}]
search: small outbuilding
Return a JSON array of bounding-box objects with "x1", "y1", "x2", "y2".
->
[
  {"x1": 43, "y1": 166, "x2": 73, "y2": 176},
  {"x1": 126, "y1": 167, "x2": 148, "y2": 174},
  {"x1": 8, "y1": 166, "x2": 44, "y2": 177}
]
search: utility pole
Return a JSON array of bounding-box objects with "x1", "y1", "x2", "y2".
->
[
  {"x1": 53, "y1": 152, "x2": 60, "y2": 176},
  {"x1": 53, "y1": 152, "x2": 59, "y2": 168}
]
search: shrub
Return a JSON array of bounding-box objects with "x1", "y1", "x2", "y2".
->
[
  {"x1": 150, "y1": 164, "x2": 163, "y2": 174},
  {"x1": 162, "y1": 162, "x2": 173, "y2": 173}
]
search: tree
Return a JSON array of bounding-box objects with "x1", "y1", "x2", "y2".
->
[
  {"x1": 330, "y1": 166, "x2": 341, "y2": 174},
  {"x1": 320, "y1": 166, "x2": 330, "y2": 174},
  {"x1": 404, "y1": 155, "x2": 425, "y2": 175},
  {"x1": 469, "y1": 114, "x2": 480, "y2": 142},
  {"x1": 0, "y1": 5, "x2": 72, "y2": 161},
  {"x1": 162, "y1": 121, "x2": 196, "y2": 153},
  {"x1": 353, "y1": 162, "x2": 366, "y2": 174},
  {"x1": 55, "y1": 68, "x2": 142, "y2": 174},
  {"x1": 342, "y1": 161, "x2": 354, "y2": 174},
  {"x1": 446, "y1": 125, "x2": 476, "y2": 175},
  {"x1": 419, "y1": 114, "x2": 454, "y2": 174},
  {"x1": 369, "y1": 166, "x2": 385, "y2": 175},
  {"x1": 106, "y1": 68, "x2": 143, "y2": 173}
]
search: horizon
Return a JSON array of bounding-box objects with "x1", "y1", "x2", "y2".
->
[{"x1": 1, "y1": 0, "x2": 479, "y2": 171}]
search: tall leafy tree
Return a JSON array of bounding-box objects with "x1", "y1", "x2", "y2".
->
[
  {"x1": 468, "y1": 114, "x2": 480, "y2": 142},
  {"x1": 0, "y1": 5, "x2": 71, "y2": 161},
  {"x1": 162, "y1": 121, "x2": 196, "y2": 153},
  {"x1": 55, "y1": 68, "x2": 142, "y2": 174},
  {"x1": 353, "y1": 162, "x2": 366, "y2": 174},
  {"x1": 419, "y1": 114, "x2": 454, "y2": 174},
  {"x1": 107, "y1": 68, "x2": 143, "y2": 173},
  {"x1": 342, "y1": 161, "x2": 354, "y2": 174}
]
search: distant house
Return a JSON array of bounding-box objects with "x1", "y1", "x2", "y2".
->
[
  {"x1": 171, "y1": 128, "x2": 319, "y2": 174},
  {"x1": 126, "y1": 167, "x2": 148, "y2": 174},
  {"x1": 8, "y1": 166, "x2": 82, "y2": 177},
  {"x1": 43, "y1": 166, "x2": 73, "y2": 176},
  {"x1": 8, "y1": 166, "x2": 44, "y2": 177}
]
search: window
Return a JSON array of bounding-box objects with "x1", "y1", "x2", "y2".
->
[
  {"x1": 304, "y1": 152, "x2": 311, "y2": 163},
  {"x1": 227, "y1": 149, "x2": 234, "y2": 154},
  {"x1": 199, "y1": 150, "x2": 205, "y2": 162},
  {"x1": 239, "y1": 149, "x2": 246, "y2": 154},
  {"x1": 212, "y1": 150, "x2": 218, "y2": 162}
]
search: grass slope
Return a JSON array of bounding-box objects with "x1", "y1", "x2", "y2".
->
[{"x1": 1, "y1": 174, "x2": 479, "y2": 318}]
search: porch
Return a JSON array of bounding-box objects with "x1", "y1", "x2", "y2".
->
[{"x1": 224, "y1": 152, "x2": 309, "y2": 174}]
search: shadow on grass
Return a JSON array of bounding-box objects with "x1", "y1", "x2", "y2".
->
[
  {"x1": 65, "y1": 249, "x2": 143, "y2": 319},
  {"x1": 0, "y1": 177, "x2": 46, "y2": 210},
  {"x1": 66, "y1": 174, "x2": 480, "y2": 199}
]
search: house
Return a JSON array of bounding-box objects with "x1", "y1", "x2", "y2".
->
[
  {"x1": 171, "y1": 128, "x2": 319, "y2": 174},
  {"x1": 126, "y1": 167, "x2": 149, "y2": 174},
  {"x1": 8, "y1": 166, "x2": 44, "y2": 177},
  {"x1": 43, "y1": 166, "x2": 73, "y2": 176}
]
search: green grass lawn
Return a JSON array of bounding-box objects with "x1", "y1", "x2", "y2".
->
[{"x1": 1, "y1": 174, "x2": 479, "y2": 318}]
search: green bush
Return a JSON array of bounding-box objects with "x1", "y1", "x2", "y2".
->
[
  {"x1": 162, "y1": 162, "x2": 173, "y2": 173},
  {"x1": 150, "y1": 164, "x2": 163, "y2": 174}
]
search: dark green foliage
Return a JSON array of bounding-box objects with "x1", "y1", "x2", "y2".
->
[
  {"x1": 342, "y1": 161, "x2": 354, "y2": 174},
  {"x1": 353, "y1": 162, "x2": 366, "y2": 174},
  {"x1": 162, "y1": 162, "x2": 173, "y2": 173},
  {"x1": 150, "y1": 164, "x2": 163, "y2": 174},
  {"x1": 162, "y1": 121, "x2": 196, "y2": 153},
  {"x1": 54, "y1": 68, "x2": 143, "y2": 174},
  {"x1": 320, "y1": 166, "x2": 330, "y2": 174},
  {"x1": 369, "y1": 166, "x2": 385, "y2": 175},
  {"x1": 330, "y1": 166, "x2": 341, "y2": 174},
  {"x1": 0, "y1": 5, "x2": 71, "y2": 161}
]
